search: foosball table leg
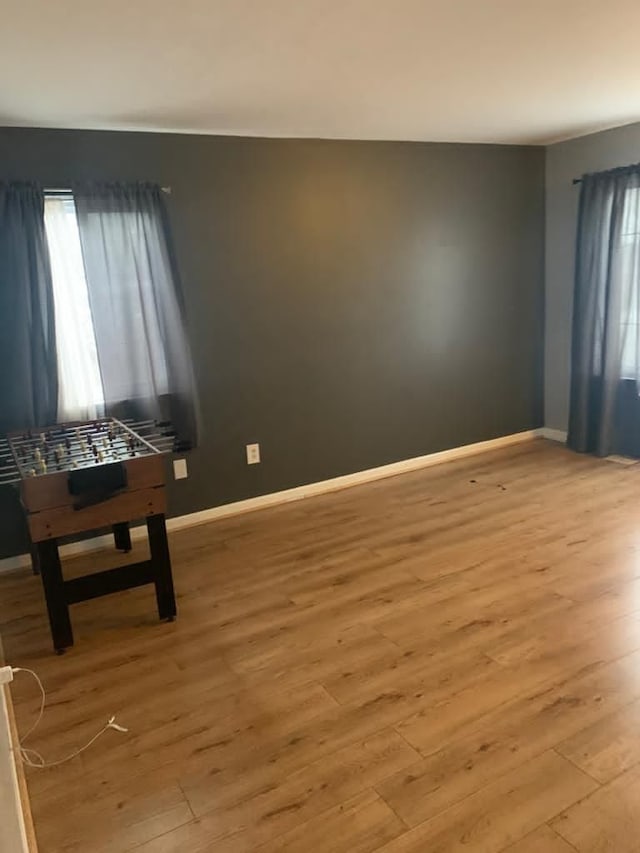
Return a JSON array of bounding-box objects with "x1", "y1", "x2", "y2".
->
[
  {"x1": 35, "y1": 539, "x2": 74, "y2": 654},
  {"x1": 112, "y1": 521, "x2": 132, "y2": 552},
  {"x1": 146, "y1": 513, "x2": 177, "y2": 622},
  {"x1": 30, "y1": 543, "x2": 40, "y2": 576}
]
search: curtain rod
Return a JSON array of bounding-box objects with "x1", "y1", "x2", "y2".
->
[
  {"x1": 573, "y1": 163, "x2": 640, "y2": 186},
  {"x1": 43, "y1": 186, "x2": 172, "y2": 194}
]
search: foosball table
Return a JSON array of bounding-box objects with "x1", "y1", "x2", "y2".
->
[{"x1": 0, "y1": 418, "x2": 181, "y2": 653}]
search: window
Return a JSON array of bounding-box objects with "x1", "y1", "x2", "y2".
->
[
  {"x1": 44, "y1": 194, "x2": 105, "y2": 421},
  {"x1": 39, "y1": 182, "x2": 196, "y2": 444},
  {"x1": 620, "y1": 186, "x2": 640, "y2": 380}
]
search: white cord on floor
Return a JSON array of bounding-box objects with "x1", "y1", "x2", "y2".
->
[{"x1": 11, "y1": 667, "x2": 128, "y2": 769}]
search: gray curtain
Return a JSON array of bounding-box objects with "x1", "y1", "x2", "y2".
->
[
  {"x1": 73, "y1": 182, "x2": 199, "y2": 444},
  {"x1": 568, "y1": 165, "x2": 640, "y2": 456},
  {"x1": 0, "y1": 182, "x2": 57, "y2": 431}
]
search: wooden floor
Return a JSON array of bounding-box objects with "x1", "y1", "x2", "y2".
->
[{"x1": 3, "y1": 439, "x2": 640, "y2": 851}]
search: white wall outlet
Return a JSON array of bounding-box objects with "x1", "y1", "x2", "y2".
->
[
  {"x1": 173, "y1": 458, "x2": 188, "y2": 480},
  {"x1": 246, "y1": 443, "x2": 260, "y2": 465}
]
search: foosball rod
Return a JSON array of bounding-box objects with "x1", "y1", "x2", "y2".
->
[
  {"x1": 16, "y1": 453, "x2": 148, "y2": 477},
  {"x1": 119, "y1": 418, "x2": 180, "y2": 437},
  {"x1": 8, "y1": 419, "x2": 149, "y2": 447},
  {"x1": 121, "y1": 419, "x2": 177, "y2": 436},
  {"x1": 15, "y1": 418, "x2": 177, "y2": 446},
  {"x1": 128, "y1": 425, "x2": 175, "y2": 437},
  {"x1": 8, "y1": 421, "x2": 118, "y2": 440},
  {"x1": 7, "y1": 433, "x2": 148, "y2": 458},
  {"x1": 3, "y1": 418, "x2": 135, "y2": 441},
  {"x1": 122, "y1": 418, "x2": 173, "y2": 429},
  {"x1": 3, "y1": 422, "x2": 170, "y2": 460},
  {"x1": 0, "y1": 458, "x2": 20, "y2": 481},
  {"x1": 7, "y1": 427, "x2": 131, "y2": 451},
  {"x1": 8, "y1": 447, "x2": 151, "y2": 477},
  {"x1": 118, "y1": 428, "x2": 179, "y2": 452},
  {"x1": 8, "y1": 439, "x2": 145, "y2": 462},
  {"x1": 127, "y1": 434, "x2": 180, "y2": 452}
]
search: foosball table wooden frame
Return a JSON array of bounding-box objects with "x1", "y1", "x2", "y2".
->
[{"x1": 1, "y1": 419, "x2": 178, "y2": 654}]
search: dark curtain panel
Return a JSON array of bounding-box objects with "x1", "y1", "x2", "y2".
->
[
  {"x1": 73, "y1": 182, "x2": 199, "y2": 444},
  {"x1": 568, "y1": 165, "x2": 640, "y2": 456},
  {"x1": 0, "y1": 182, "x2": 57, "y2": 431}
]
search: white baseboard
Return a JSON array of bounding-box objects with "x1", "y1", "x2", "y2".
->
[
  {"x1": 0, "y1": 685, "x2": 30, "y2": 853},
  {"x1": 538, "y1": 427, "x2": 568, "y2": 443},
  {"x1": 0, "y1": 429, "x2": 539, "y2": 573}
]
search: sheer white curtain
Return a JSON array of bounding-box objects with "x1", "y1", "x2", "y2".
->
[
  {"x1": 73, "y1": 183, "x2": 199, "y2": 443},
  {"x1": 43, "y1": 196, "x2": 105, "y2": 421},
  {"x1": 619, "y1": 186, "x2": 640, "y2": 380},
  {"x1": 569, "y1": 166, "x2": 640, "y2": 456}
]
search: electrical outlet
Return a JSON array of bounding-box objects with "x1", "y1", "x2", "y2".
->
[
  {"x1": 246, "y1": 443, "x2": 260, "y2": 465},
  {"x1": 173, "y1": 458, "x2": 188, "y2": 480}
]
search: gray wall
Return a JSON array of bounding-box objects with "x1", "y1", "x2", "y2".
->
[
  {"x1": 545, "y1": 121, "x2": 640, "y2": 432},
  {"x1": 0, "y1": 127, "x2": 544, "y2": 558}
]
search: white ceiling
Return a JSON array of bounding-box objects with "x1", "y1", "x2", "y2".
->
[{"x1": 2, "y1": 0, "x2": 640, "y2": 145}]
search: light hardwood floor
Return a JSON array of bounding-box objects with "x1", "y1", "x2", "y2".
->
[{"x1": 2, "y1": 439, "x2": 640, "y2": 851}]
